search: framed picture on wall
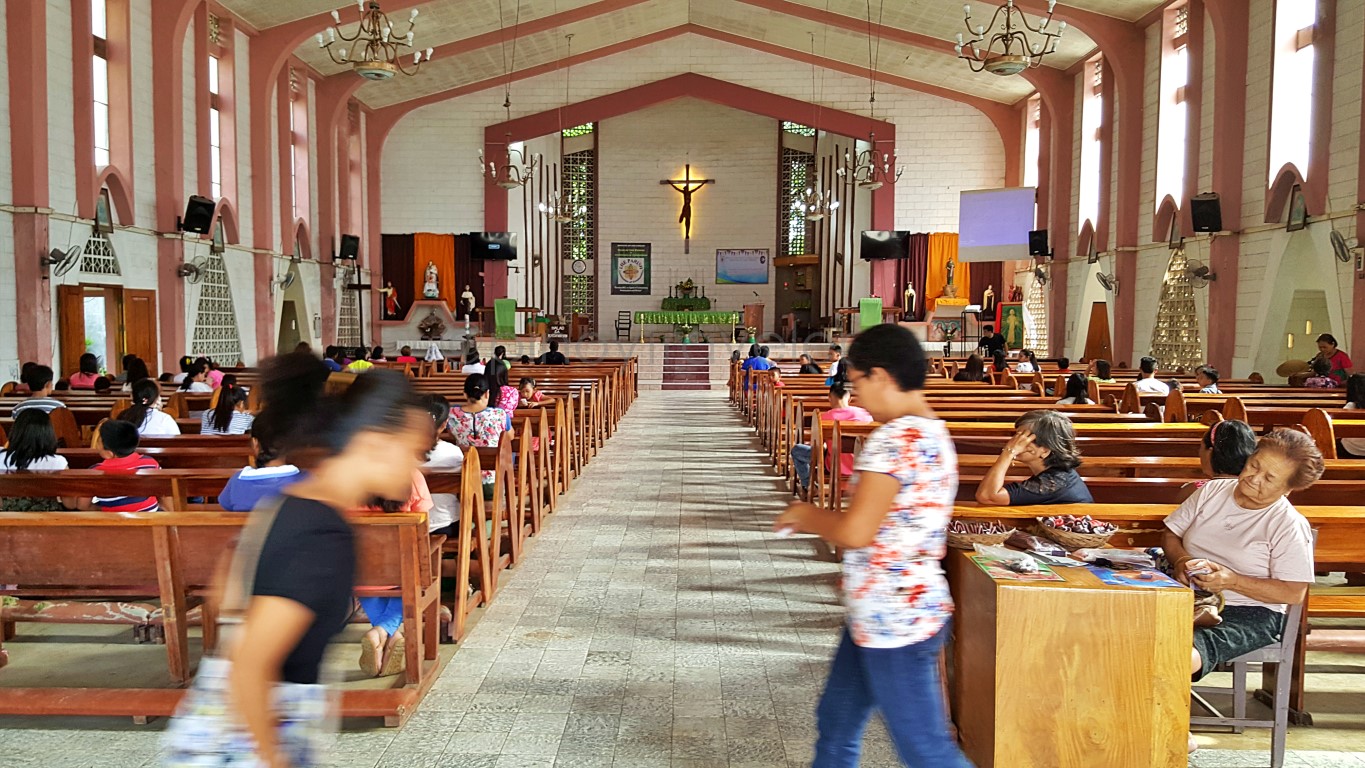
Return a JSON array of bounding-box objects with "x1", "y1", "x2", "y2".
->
[
  {"x1": 611, "y1": 242, "x2": 651, "y2": 295},
  {"x1": 1286, "y1": 185, "x2": 1309, "y2": 232},
  {"x1": 716, "y1": 248, "x2": 769, "y2": 284}
]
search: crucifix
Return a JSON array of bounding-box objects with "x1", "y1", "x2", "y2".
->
[
  {"x1": 660, "y1": 163, "x2": 714, "y2": 253},
  {"x1": 346, "y1": 278, "x2": 373, "y2": 347}
]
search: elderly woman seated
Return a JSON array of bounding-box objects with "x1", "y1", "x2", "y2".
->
[
  {"x1": 1163, "y1": 429, "x2": 1323, "y2": 685},
  {"x1": 975, "y1": 410, "x2": 1094, "y2": 505}
]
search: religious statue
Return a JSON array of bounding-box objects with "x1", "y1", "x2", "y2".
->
[
  {"x1": 460, "y1": 284, "x2": 477, "y2": 320},
  {"x1": 903, "y1": 282, "x2": 917, "y2": 318},
  {"x1": 942, "y1": 259, "x2": 958, "y2": 299},
  {"x1": 418, "y1": 311, "x2": 446, "y2": 340},
  {"x1": 422, "y1": 261, "x2": 440, "y2": 299},
  {"x1": 379, "y1": 281, "x2": 402, "y2": 319},
  {"x1": 982, "y1": 283, "x2": 996, "y2": 313},
  {"x1": 660, "y1": 164, "x2": 714, "y2": 254}
]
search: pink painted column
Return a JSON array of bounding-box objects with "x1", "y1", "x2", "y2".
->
[
  {"x1": 868, "y1": 129, "x2": 897, "y2": 299},
  {"x1": 1205, "y1": 3, "x2": 1248, "y2": 373},
  {"x1": 365, "y1": 112, "x2": 403, "y2": 345},
  {"x1": 8, "y1": 1, "x2": 54, "y2": 365},
  {"x1": 1029, "y1": 68, "x2": 1073, "y2": 355}
]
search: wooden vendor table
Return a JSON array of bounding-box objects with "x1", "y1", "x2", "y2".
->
[{"x1": 947, "y1": 550, "x2": 1193, "y2": 768}]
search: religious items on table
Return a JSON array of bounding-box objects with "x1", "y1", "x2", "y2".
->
[
  {"x1": 661, "y1": 277, "x2": 711, "y2": 312},
  {"x1": 418, "y1": 311, "x2": 446, "y2": 340},
  {"x1": 423, "y1": 261, "x2": 440, "y2": 299}
]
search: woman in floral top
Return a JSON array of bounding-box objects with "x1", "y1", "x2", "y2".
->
[
  {"x1": 448, "y1": 375, "x2": 510, "y2": 499},
  {"x1": 485, "y1": 359, "x2": 521, "y2": 413},
  {"x1": 776, "y1": 324, "x2": 970, "y2": 767}
]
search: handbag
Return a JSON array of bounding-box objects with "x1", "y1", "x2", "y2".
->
[{"x1": 160, "y1": 501, "x2": 338, "y2": 767}]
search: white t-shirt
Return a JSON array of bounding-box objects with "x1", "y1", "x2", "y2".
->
[
  {"x1": 827, "y1": 359, "x2": 841, "y2": 377},
  {"x1": 139, "y1": 409, "x2": 182, "y2": 437},
  {"x1": 1134, "y1": 377, "x2": 1171, "y2": 396},
  {"x1": 1343, "y1": 402, "x2": 1365, "y2": 456},
  {"x1": 1164, "y1": 478, "x2": 1315, "y2": 612},
  {"x1": 171, "y1": 373, "x2": 188, "y2": 385},
  {"x1": 183, "y1": 381, "x2": 213, "y2": 393},
  {"x1": 1055, "y1": 396, "x2": 1088, "y2": 405},
  {"x1": 1016, "y1": 362, "x2": 1036, "y2": 374},
  {"x1": 424, "y1": 439, "x2": 465, "y2": 532},
  {"x1": 0, "y1": 452, "x2": 69, "y2": 471},
  {"x1": 461, "y1": 363, "x2": 486, "y2": 375}
]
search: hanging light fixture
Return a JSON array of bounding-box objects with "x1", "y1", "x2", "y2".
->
[
  {"x1": 793, "y1": 33, "x2": 839, "y2": 222},
  {"x1": 479, "y1": 0, "x2": 539, "y2": 190},
  {"x1": 539, "y1": 33, "x2": 585, "y2": 223},
  {"x1": 955, "y1": 0, "x2": 1066, "y2": 77},
  {"x1": 836, "y1": 3, "x2": 902, "y2": 190},
  {"x1": 316, "y1": 1, "x2": 433, "y2": 81}
]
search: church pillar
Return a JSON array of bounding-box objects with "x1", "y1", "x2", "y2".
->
[
  {"x1": 314, "y1": 77, "x2": 363, "y2": 344},
  {"x1": 1354, "y1": 7, "x2": 1365, "y2": 366},
  {"x1": 1026, "y1": 67, "x2": 1073, "y2": 356},
  {"x1": 8, "y1": 0, "x2": 53, "y2": 365},
  {"x1": 1205, "y1": 2, "x2": 1248, "y2": 373}
]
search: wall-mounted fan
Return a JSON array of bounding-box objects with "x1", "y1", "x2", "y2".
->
[
  {"x1": 176, "y1": 255, "x2": 208, "y2": 284},
  {"x1": 1330, "y1": 229, "x2": 1358, "y2": 264},
  {"x1": 271, "y1": 270, "x2": 297, "y2": 295},
  {"x1": 1096, "y1": 272, "x2": 1119, "y2": 296},
  {"x1": 40, "y1": 245, "x2": 82, "y2": 278},
  {"x1": 1185, "y1": 259, "x2": 1216, "y2": 287},
  {"x1": 1032, "y1": 266, "x2": 1049, "y2": 285}
]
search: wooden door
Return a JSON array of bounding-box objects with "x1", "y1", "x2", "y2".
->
[
  {"x1": 56, "y1": 285, "x2": 86, "y2": 379},
  {"x1": 1083, "y1": 301, "x2": 1113, "y2": 363},
  {"x1": 123, "y1": 289, "x2": 159, "y2": 376}
]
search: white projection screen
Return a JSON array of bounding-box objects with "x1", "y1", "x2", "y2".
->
[{"x1": 958, "y1": 187, "x2": 1037, "y2": 262}]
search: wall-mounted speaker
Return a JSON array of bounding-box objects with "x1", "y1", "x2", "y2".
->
[
  {"x1": 338, "y1": 234, "x2": 360, "y2": 261},
  {"x1": 179, "y1": 195, "x2": 216, "y2": 235},
  {"x1": 1190, "y1": 193, "x2": 1222, "y2": 233},
  {"x1": 1028, "y1": 229, "x2": 1050, "y2": 257}
]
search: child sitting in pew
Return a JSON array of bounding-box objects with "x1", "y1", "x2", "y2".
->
[
  {"x1": 200, "y1": 378, "x2": 254, "y2": 435},
  {"x1": 519, "y1": 377, "x2": 545, "y2": 407},
  {"x1": 118, "y1": 379, "x2": 181, "y2": 437},
  {"x1": 82, "y1": 420, "x2": 163, "y2": 512},
  {"x1": 975, "y1": 410, "x2": 1093, "y2": 506}
]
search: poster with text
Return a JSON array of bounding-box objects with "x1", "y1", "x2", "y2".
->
[
  {"x1": 611, "y1": 242, "x2": 651, "y2": 295},
  {"x1": 716, "y1": 248, "x2": 770, "y2": 285}
]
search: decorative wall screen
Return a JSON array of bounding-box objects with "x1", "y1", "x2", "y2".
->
[
  {"x1": 189, "y1": 251, "x2": 243, "y2": 364},
  {"x1": 779, "y1": 145, "x2": 816, "y2": 257},
  {"x1": 1023, "y1": 272, "x2": 1050, "y2": 356},
  {"x1": 1149, "y1": 247, "x2": 1204, "y2": 370},
  {"x1": 337, "y1": 268, "x2": 361, "y2": 347},
  {"x1": 79, "y1": 232, "x2": 122, "y2": 275},
  {"x1": 561, "y1": 124, "x2": 597, "y2": 327}
]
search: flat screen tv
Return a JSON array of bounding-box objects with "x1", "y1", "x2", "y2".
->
[
  {"x1": 860, "y1": 230, "x2": 911, "y2": 261},
  {"x1": 470, "y1": 232, "x2": 517, "y2": 261}
]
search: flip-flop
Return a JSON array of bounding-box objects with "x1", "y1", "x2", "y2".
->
[
  {"x1": 378, "y1": 631, "x2": 407, "y2": 677},
  {"x1": 359, "y1": 629, "x2": 386, "y2": 677}
]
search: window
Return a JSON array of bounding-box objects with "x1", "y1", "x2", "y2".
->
[
  {"x1": 1268, "y1": 0, "x2": 1317, "y2": 180},
  {"x1": 289, "y1": 69, "x2": 308, "y2": 221},
  {"x1": 208, "y1": 55, "x2": 222, "y2": 199},
  {"x1": 779, "y1": 147, "x2": 815, "y2": 256},
  {"x1": 1155, "y1": 5, "x2": 1189, "y2": 210},
  {"x1": 1023, "y1": 96, "x2": 1041, "y2": 190},
  {"x1": 1077, "y1": 57, "x2": 1104, "y2": 230},
  {"x1": 92, "y1": 0, "x2": 110, "y2": 168}
]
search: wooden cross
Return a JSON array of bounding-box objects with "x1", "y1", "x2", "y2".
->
[
  {"x1": 660, "y1": 163, "x2": 714, "y2": 253},
  {"x1": 347, "y1": 280, "x2": 372, "y2": 347}
]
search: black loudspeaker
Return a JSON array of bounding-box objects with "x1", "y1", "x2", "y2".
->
[
  {"x1": 1028, "y1": 229, "x2": 1050, "y2": 257},
  {"x1": 1191, "y1": 193, "x2": 1222, "y2": 233},
  {"x1": 179, "y1": 195, "x2": 216, "y2": 235},
  {"x1": 338, "y1": 234, "x2": 360, "y2": 260}
]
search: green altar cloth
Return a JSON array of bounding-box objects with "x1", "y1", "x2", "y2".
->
[
  {"x1": 858, "y1": 297, "x2": 883, "y2": 333},
  {"x1": 661, "y1": 296, "x2": 712, "y2": 312},
  {"x1": 494, "y1": 299, "x2": 517, "y2": 339},
  {"x1": 633, "y1": 310, "x2": 740, "y2": 325}
]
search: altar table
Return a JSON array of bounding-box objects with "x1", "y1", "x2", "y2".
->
[
  {"x1": 632, "y1": 311, "x2": 741, "y2": 341},
  {"x1": 948, "y1": 550, "x2": 1192, "y2": 768}
]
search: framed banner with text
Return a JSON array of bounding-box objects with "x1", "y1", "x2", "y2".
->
[{"x1": 611, "y1": 242, "x2": 651, "y2": 295}]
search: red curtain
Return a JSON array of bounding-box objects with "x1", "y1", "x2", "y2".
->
[
  {"x1": 894, "y1": 234, "x2": 930, "y2": 321},
  {"x1": 968, "y1": 261, "x2": 1002, "y2": 308}
]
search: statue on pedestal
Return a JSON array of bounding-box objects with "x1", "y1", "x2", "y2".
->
[
  {"x1": 904, "y1": 282, "x2": 917, "y2": 318},
  {"x1": 460, "y1": 285, "x2": 477, "y2": 320},
  {"x1": 422, "y1": 261, "x2": 440, "y2": 299},
  {"x1": 418, "y1": 311, "x2": 446, "y2": 340},
  {"x1": 942, "y1": 259, "x2": 958, "y2": 299},
  {"x1": 982, "y1": 283, "x2": 996, "y2": 313},
  {"x1": 380, "y1": 281, "x2": 402, "y2": 319}
]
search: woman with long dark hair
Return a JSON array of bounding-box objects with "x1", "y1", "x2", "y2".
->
[
  {"x1": 952, "y1": 354, "x2": 986, "y2": 383},
  {"x1": 69, "y1": 353, "x2": 101, "y2": 390},
  {"x1": 448, "y1": 375, "x2": 509, "y2": 500},
  {"x1": 121, "y1": 357, "x2": 151, "y2": 393},
  {"x1": 1055, "y1": 372, "x2": 1093, "y2": 405},
  {"x1": 119, "y1": 379, "x2": 181, "y2": 436},
  {"x1": 202, "y1": 379, "x2": 253, "y2": 436},
  {"x1": 0, "y1": 410, "x2": 70, "y2": 511},
  {"x1": 485, "y1": 357, "x2": 519, "y2": 413},
  {"x1": 180, "y1": 360, "x2": 213, "y2": 392}
]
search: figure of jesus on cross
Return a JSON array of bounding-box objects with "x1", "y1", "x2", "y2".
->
[{"x1": 660, "y1": 164, "x2": 714, "y2": 253}]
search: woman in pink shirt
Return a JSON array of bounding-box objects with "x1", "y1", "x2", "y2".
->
[
  {"x1": 788, "y1": 382, "x2": 872, "y2": 495},
  {"x1": 68, "y1": 354, "x2": 102, "y2": 390}
]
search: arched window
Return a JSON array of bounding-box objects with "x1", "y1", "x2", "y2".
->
[
  {"x1": 1268, "y1": 0, "x2": 1317, "y2": 181},
  {"x1": 92, "y1": 0, "x2": 110, "y2": 168},
  {"x1": 1077, "y1": 57, "x2": 1104, "y2": 232},
  {"x1": 1155, "y1": 4, "x2": 1189, "y2": 211},
  {"x1": 1023, "y1": 95, "x2": 1041, "y2": 190},
  {"x1": 289, "y1": 68, "x2": 310, "y2": 223}
]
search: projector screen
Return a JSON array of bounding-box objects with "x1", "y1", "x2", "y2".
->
[{"x1": 958, "y1": 187, "x2": 1036, "y2": 262}]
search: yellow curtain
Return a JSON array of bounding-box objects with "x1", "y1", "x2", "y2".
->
[
  {"x1": 413, "y1": 233, "x2": 457, "y2": 312},
  {"x1": 925, "y1": 233, "x2": 968, "y2": 314}
]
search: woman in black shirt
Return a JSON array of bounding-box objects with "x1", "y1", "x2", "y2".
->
[
  {"x1": 975, "y1": 409, "x2": 1093, "y2": 505},
  {"x1": 228, "y1": 356, "x2": 429, "y2": 767}
]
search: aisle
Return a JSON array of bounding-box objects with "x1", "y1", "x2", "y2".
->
[{"x1": 349, "y1": 389, "x2": 886, "y2": 767}]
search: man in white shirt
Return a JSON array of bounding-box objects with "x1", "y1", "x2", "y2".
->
[{"x1": 1133, "y1": 356, "x2": 1171, "y2": 396}]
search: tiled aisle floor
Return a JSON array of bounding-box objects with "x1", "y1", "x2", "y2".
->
[{"x1": 3, "y1": 391, "x2": 1365, "y2": 767}]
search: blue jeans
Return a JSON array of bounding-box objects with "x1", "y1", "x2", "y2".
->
[
  {"x1": 813, "y1": 624, "x2": 972, "y2": 767},
  {"x1": 359, "y1": 597, "x2": 404, "y2": 635},
  {"x1": 791, "y1": 444, "x2": 814, "y2": 488}
]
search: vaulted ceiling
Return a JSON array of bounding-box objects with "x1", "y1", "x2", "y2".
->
[{"x1": 217, "y1": 0, "x2": 1167, "y2": 110}]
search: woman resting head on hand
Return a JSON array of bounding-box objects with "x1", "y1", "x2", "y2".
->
[
  {"x1": 1162, "y1": 428, "x2": 1324, "y2": 685},
  {"x1": 975, "y1": 409, "x2": 1093, "y2": 506}
]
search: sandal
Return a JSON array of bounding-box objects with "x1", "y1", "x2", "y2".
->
[
  {"x1": 359, "y1": 627, "x2": 387, "y2": 677},
  {"x1": 378, "y1": 630, "x2": 407, "y2": 677}
]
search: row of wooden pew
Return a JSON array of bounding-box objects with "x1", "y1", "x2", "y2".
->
[
  {"x1": 732, "y1": 365, "x2": 1365, "y2": 725},
  {"x1": 0, "y1": 359, "x2": 637, "y2": 725}
]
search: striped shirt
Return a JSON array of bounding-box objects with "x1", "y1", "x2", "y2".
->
[
  {"x1": 91, "y1": 453, "x2": 162, "y2": 512},
  {"x1": 12, "y1": 398, "x2": 67, "y2": 415},
  {"x1": 200, "y1": 410, "x2": 255, "y2": 436}
]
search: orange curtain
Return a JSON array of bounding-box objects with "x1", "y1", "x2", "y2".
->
[
  {"x1": 925, "y1": 233, "x2": 968, "y2": 314},
  {"x1": 413, "y1": 233, "x2": 457, "y2": 312}
]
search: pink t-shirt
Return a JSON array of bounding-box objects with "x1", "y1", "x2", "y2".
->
[
  {"x1": 68, "y1": 372, "x2": 100, "y2": 389},
  {"x1": 1163, "y1": 478, "x2": 1314, "y2": 612},
  {"x1": 823, "y1": 406, "x2": 873, "y2": 477}
]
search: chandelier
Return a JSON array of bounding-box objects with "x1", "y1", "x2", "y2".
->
[
  {"x1": 480, "y1": 132, "x2": 539, "y2": 190},
  {"x1": 956, "y1": 0, "x2": 1066, "y2": 77},
  {"x1": 794, "y1": 187, "x2": 840, "y2": 221},
  {"x1": 540, "y1": 34, "x2": 585, "y2": 223},
  {"x1": 539, "y1": 192, "x2": 585, "y2": 223},
  {"x1": 837, "y1": 134, "x2": 902, "y2": 191},
  {"x1": 317, "y1": 1, "x2": 433, "y2": 81}
]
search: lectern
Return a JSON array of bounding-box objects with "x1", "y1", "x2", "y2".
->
[{"x1": 742, "y1": 303, "x2": 764, "y2": 336}]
